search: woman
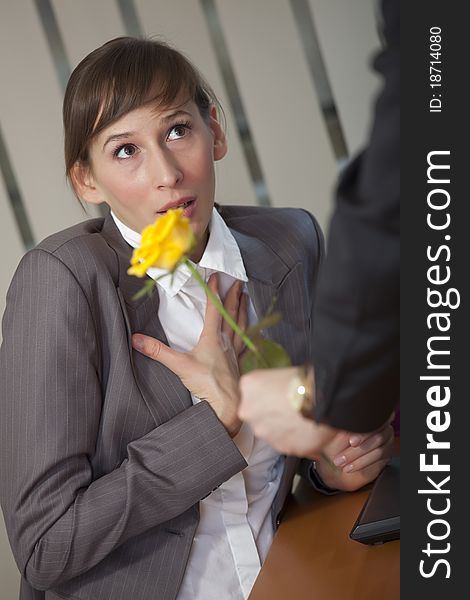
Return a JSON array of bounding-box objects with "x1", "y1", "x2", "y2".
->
[{"x1": 0, "y1": 37, "x2": 394, "y2": 600}]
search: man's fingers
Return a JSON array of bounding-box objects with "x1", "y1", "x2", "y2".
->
[{"x1": 132, "y1": 333, "x2": 184, "y2": 374}]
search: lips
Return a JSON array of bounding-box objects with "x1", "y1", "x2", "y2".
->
[
  {"x1": 156, "y1": 197, "x2": 196, "y2": 215},
  {"x1": 178, "y1": 199, "x2": 193, "y2": 210}
]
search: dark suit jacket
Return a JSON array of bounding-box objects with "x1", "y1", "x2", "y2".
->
[
  {"x1": 0, "y1": 205, "x2": 323, "y2": 600},
  {"x1": 311, "y1": 0, "x2": 400, "y2": 432}
]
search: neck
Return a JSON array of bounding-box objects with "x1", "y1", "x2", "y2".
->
[{"x1": 189, "y1": 228, "x2": 209, "y2": 263}]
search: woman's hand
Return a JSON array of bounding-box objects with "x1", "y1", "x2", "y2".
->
[
  {"x1": 132, "y1": 274, "x2": 247, "y2": 437},
  {"x1": 315, "y1": 416, "x2": 396, "y2": 492}
]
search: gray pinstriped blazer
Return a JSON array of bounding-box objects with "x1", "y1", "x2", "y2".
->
[{"x1": 0, "y1": 204, "x2": 323, "y2": 600}]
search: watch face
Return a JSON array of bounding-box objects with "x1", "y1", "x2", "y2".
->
[{"x1": 287, "y1": 373, "x2": 304, "y2": 411}]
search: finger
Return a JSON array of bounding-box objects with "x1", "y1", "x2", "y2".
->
[
  {"x1": 321, "y1": 431, "x2": 352, "y2": 462},
  {"x1": 349, "y1": 412, "x2": 395, "y2": 447},
  {"x1": 202, "y1": 273, "x2": 223, "y2": 336},
  {"x1": 342, "y1": 459, "x2": 391, "y2": 491},
  {"x1": 132, "y1": 333, "x2": 186, "y2": 375},
  {"x1": 220, "y1": 330, "x2": 238, "y2": 363},
  {"x1": 357, "y1": 426, "x2": 394, "y2": 454},
  {"x1": 233, "y1": 292, "x2": 248, "y2": 357},
  {"x1": 221, "y1": 280, "x2": 242, "y2": 342},
  {"x1": 220, "y1": 331, "x2": 240, "y2": 377},
  {"x1": 333, "y1": 426, "x2": 395, "y2": 467},
  {"x1": 343, "y1": 451, "x2": 392, "y2": 475},
  {"x1": 341, "y1": 434, "x2": 395, "y2": 473}
]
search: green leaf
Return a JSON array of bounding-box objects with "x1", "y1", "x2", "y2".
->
[
  {"x1": 240, "y1": 339, "x2": 291, "y2": 374},
  {"x1": 245, "y1": 311, "x2": 282, "y2": 337},
  {"x1": 131, "y1": 279, "x2": 156, "y2": 300}
]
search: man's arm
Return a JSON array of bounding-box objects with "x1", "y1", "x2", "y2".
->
[{"x1": 311, "y1": 0, "x2": 399, "y2": 432}]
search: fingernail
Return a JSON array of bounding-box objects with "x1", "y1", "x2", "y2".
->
[
  {"x1": 344, "y1": 464, "x2": 354, "y2": 473},
  {"x1": 349, "y1": 435, "x2": 363, "y2": 447},
  {"x1": 132, "y1": 335, "x2": 144, "y2": 351},
  {"x1": 333, "y1": 455, "x2": 347, "y2": 467}
]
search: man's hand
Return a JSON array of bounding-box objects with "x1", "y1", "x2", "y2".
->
[{"x1": 238, "y1": 367, "x2": 337, "y2": 457}]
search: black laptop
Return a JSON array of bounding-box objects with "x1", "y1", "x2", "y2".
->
[{"x1": 349, "y1": 456, "x2": 400, "y2": 545}]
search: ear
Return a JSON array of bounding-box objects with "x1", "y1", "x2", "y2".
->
[
  {"x1": 70, "y1": 161, "x2": 104, "y2": 205},
  {"x1": 209, "y1": 105, "x2": 227, "y2": 161}
]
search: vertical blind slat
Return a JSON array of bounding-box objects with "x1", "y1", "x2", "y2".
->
[
  {"x1": 0, "y1": 0, "x2": 88, "y2": 243},
  {"x1": 215, "y1": 0, "x2": 337, "y2": 232},
  {"x1": 52, "y1": 0, "x2": 127, "y2": 70},
  {"x1": 308, "y1": 0, "x2": 381, "y2": 156}
]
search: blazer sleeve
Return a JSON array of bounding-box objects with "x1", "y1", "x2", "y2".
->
[
  {"x1": 310, "y1": 0, "x2": 399, "y2": 432},
  {"x1": 0, "y1": 248, "x2": 247, "y2": 591}
]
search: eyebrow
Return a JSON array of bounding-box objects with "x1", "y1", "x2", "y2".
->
[
  {"x1": 160, "y1": 109, "x2": 193, "y2": 124},
  {"x1": 102, "y1": 110, "x2": 194, "y2": 151},
  {"x1": 103, "y1": 132, "x2": 134, "y2": 151}
]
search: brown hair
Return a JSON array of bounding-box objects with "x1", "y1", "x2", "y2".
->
[{"x1": 63, "y1": 36, "x2": 222, "y2": 183}]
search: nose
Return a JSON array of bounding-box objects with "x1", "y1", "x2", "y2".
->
[{"x1": 150, "y1": 148, "x2": 183, "y2": 189}]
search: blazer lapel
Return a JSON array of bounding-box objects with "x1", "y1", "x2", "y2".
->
[
  {"x1": 230, "y1": 228, "x2": 282, "y2": 319},
  {"x1": 101, "y1": 214, "x2": 192, "y2": 426},
  {"x1": 230, "y1": 228, "x2": 310, "y2": 366}
]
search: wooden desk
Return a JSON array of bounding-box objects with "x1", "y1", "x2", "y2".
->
[{"x1": 249, "y1": 478, "x2": 399, "y2": 600}]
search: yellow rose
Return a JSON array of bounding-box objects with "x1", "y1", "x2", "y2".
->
[{"x1": 127, "y1": 208, "x2": 195, "y2": 277}]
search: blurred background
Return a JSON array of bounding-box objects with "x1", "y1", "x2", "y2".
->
[{"x1": 0, "y1": 0, "x2": 382, "y2": 596}]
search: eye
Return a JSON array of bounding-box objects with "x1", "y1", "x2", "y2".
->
[
  {"x1": 167, "y1": 122, "x2": 192, "y2": 141},
  {"x1": 114, "y1": 144, "x2": 138, "y2": 159}
]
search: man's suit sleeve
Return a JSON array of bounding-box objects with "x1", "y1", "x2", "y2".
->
[
  {"x1": 311, "y1": 0, "x2": 399, "y2": 432},
  {"x1": 0, "y1": 249, "x2": 246, "y2": 591}
]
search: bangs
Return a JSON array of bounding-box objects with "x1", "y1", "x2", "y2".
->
[{"x1": 91, "y1": 40, "x2": 205, "y2": 137}]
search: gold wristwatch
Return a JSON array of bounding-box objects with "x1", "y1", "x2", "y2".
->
[{"x1": 287, "y1": 364, "x2": 315, "y2": 418}]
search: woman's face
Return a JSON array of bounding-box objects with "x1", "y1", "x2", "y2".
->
[{"x1": 74, "y1": 100, "x2": 226, "y2": 261}]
